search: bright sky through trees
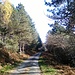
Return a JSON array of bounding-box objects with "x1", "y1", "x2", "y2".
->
[{"x1": 9, "y1": 0, "x2": 54, "y2": 43}]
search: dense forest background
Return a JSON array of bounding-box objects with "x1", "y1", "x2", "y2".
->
[
  {"x1": 0, "y1": 0, "x2": 42, "y2": 65},
  {"x1": 0, "y1": 0, "x2": 75, "y2": 75}
]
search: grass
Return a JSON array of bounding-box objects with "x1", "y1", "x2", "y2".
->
[
  {"x1": 0, "y1": 61, "x2": 22, "y2": 74},
  {"x1": 39, "y1": 56, "x2": 58, "y2": 75}
]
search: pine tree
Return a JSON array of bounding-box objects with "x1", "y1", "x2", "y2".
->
[{"x1": 44, "y1": 0, "x2": 75, "y2": 33}]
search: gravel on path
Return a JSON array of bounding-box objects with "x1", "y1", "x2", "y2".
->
[{"x1": 8, "y1": 52, "x2": 41, "y2": 75}]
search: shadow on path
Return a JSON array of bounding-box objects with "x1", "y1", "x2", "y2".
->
[{"x1": 8, "y1": 52, "x2": 42, "y2": 75}]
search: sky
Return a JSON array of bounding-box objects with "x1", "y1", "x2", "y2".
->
[{"x1": 9, "y1": 0, "x2": 54, "y2": 43}]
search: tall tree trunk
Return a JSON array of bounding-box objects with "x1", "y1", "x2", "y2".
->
[
  {"x1": 19, "y1": 43, "x2": 22, "y2": 55},
  {"x1": 22, "y1": 43, "x2": 25, "y2": 54}
]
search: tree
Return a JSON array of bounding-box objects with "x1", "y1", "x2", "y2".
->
[
  {"x1": 0, "y1": 0, "x2": 13, "y2": 43},
  {"x1": 2, "y1": 0, "x2": 13, "y2": 25},
  {"x1": 49, "y1": 21, "x2": 66, "y2": 34},
  {"x1": 15, "y1": 3, "x2": 42, "y2": 53},
  {"x1": 44, "y1": 0, "x2": 75, "y2": 33},
  {"x1": 45, "y1": 0, "x2": 75, "y2": 66},
  {"x1": 0, "y1": 1, "x2": 42, "y2": 54}
]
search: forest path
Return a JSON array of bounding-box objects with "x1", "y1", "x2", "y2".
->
[{"x1": 9, "y1": 52, "x2": 42, "y2": 75}]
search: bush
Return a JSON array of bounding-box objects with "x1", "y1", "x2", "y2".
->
[{"x1": 46, "y1": 33, "x2": 75, "y2": 66}]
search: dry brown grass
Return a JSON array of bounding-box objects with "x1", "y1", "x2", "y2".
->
[{"x1": 41, "y1": 51, "x2": 75, "y2": 75}]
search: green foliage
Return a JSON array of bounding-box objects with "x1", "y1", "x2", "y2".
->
[
  {"x1": 0, "y1": 61, "x2": 21, "y2": 73},
  {"x1": 44, "y1": 0, "x2": 75, "y2": 33},
  {"x1": 39, "y1": 56, "x2": 57, "y2": 75},
  {"x1": 0, "y1": 1, "x2": 41, "y2": 52},
  {"x1": 51, "y1": 21, "x2": 66, "y2": 34}
]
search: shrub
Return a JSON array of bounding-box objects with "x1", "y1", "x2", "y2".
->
[{"x1": 46, "y1": 33, "x2": 75, "y2": 66}]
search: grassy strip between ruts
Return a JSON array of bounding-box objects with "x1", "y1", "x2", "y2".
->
[{"x1": 39, "y1": 56, "x2": 58, "y2": 75}]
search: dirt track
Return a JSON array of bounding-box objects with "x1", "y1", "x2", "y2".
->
[{"x1": 9, "y1": 52, "x2": 41, "y2": 75}]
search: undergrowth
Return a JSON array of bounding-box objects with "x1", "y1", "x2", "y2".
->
[{"x1": 39, "y1": 56, "x2": 57, "y2": 75}]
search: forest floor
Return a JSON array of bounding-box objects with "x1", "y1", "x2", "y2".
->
[
  {"x1": 0, "y1": 49, "x2": 38, "y2": 75},
  {"x1": 39, "y1": 51, "x2": 75, "y2": 75},
  {"x1": 1, "y1": 49, "x2": 75, "y2": 75}
]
